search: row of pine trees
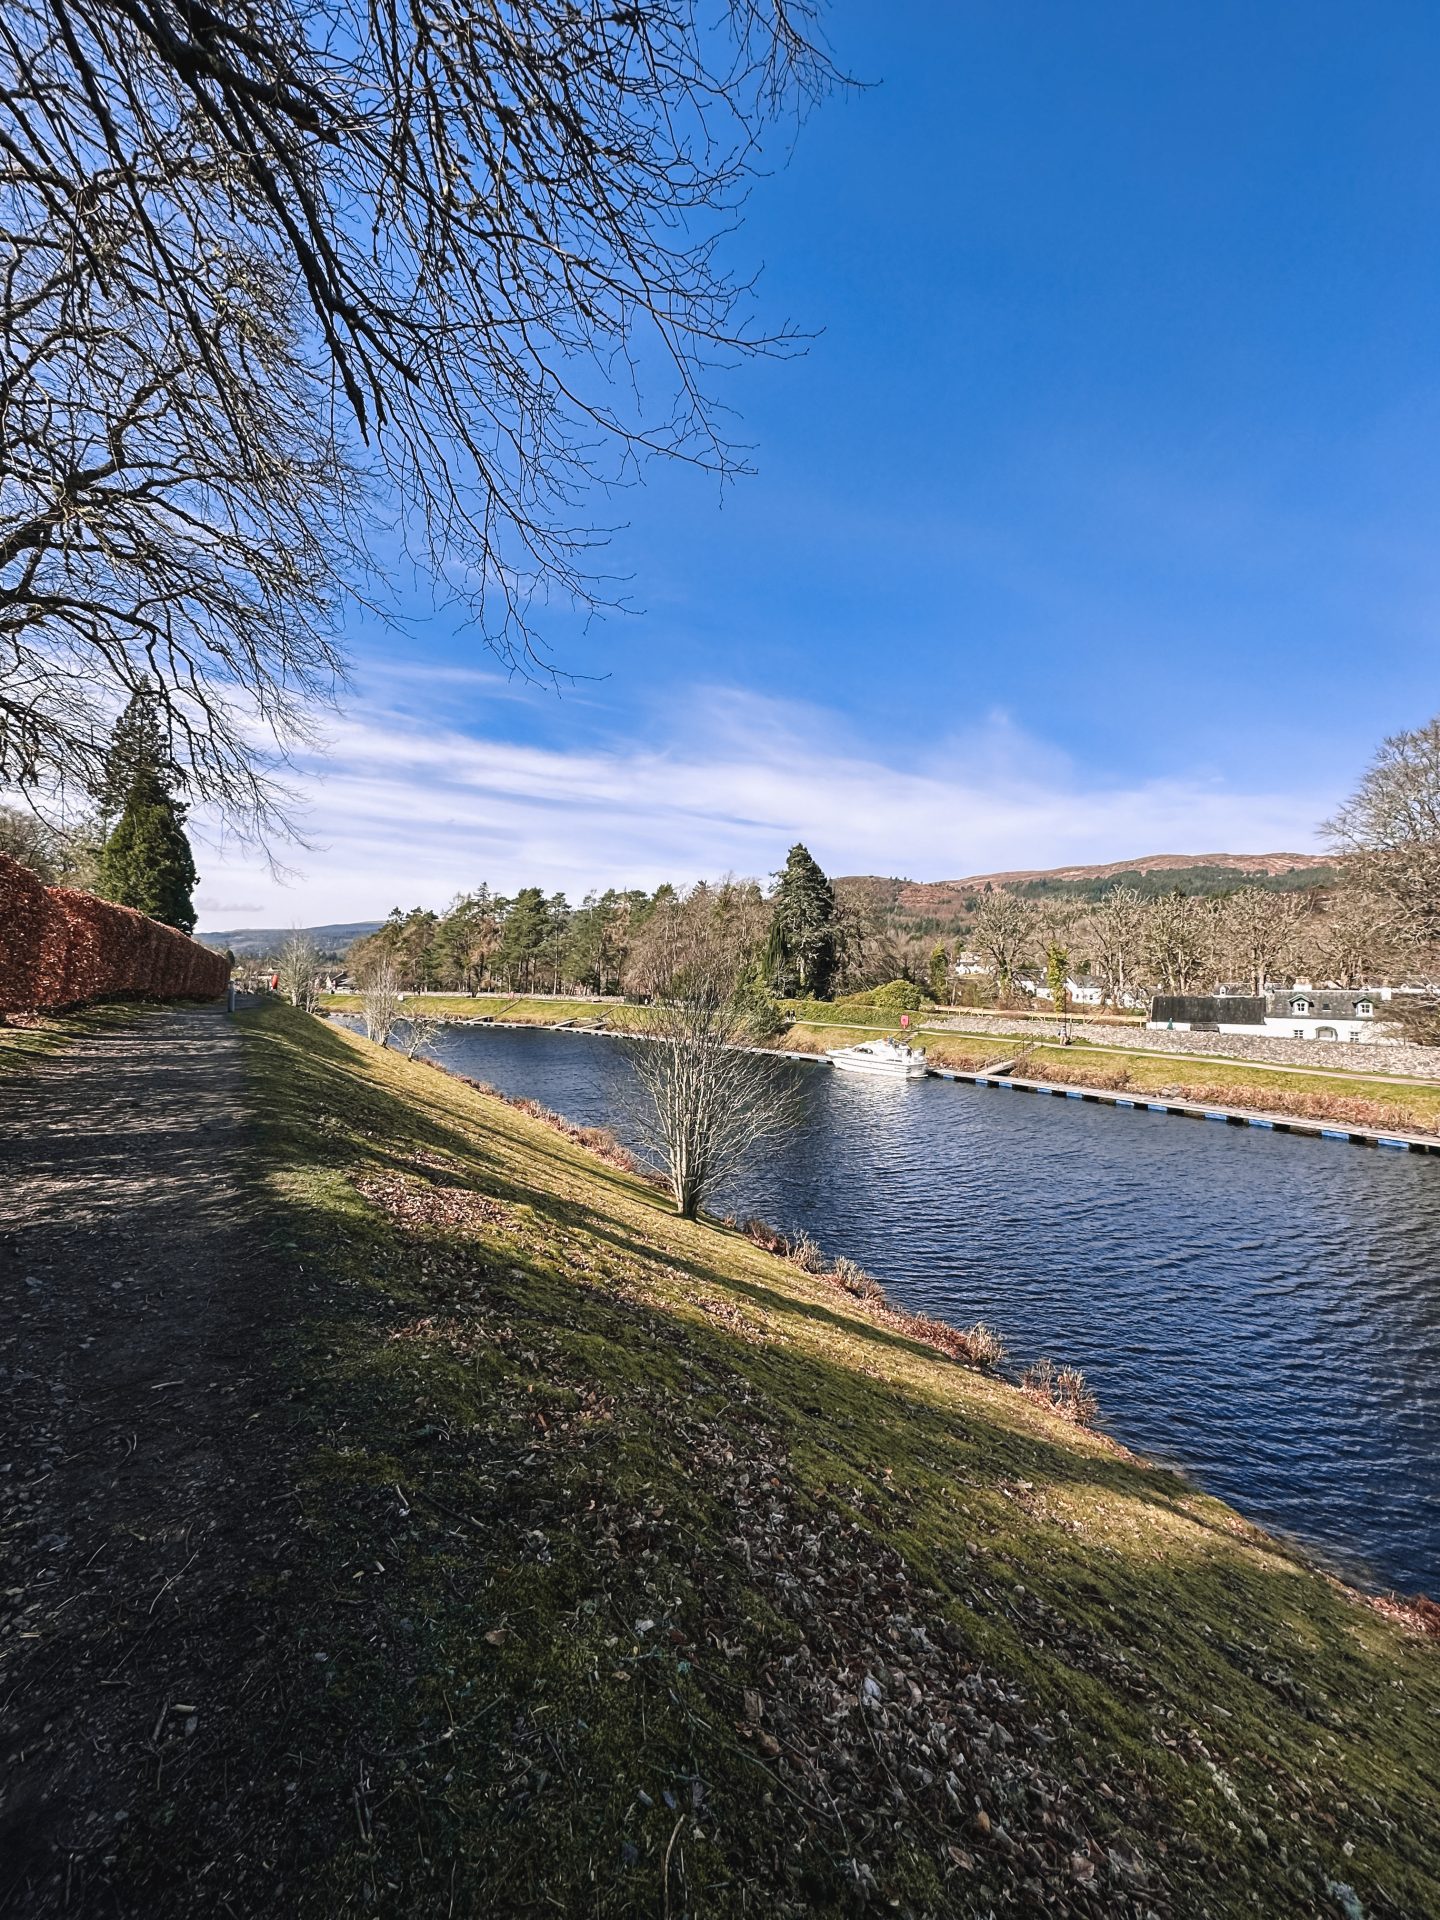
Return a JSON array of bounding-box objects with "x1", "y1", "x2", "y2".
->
[{"x1": 346, "y1": 846, "x2": 845, "y2": 1001}]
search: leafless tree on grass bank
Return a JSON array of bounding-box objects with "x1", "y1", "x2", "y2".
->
[
  {"x1": 623, "y1": 887, "x2": 797, "y2": 1220},
  {"x1": 360, "y1": 965, "x2": 404, "y2": 1049},
  {"x1": 277, "y1": 932, "x2": 321, "y2": 1013},
  {"x1": 403, "y1": 1004, "x2": 443, "y2": 1061},
  {"x1": 971, "y1": 890, "x2": 1036, "y2": 1002},
  {"x1": 1328, "y1": 715, "x2": 1440, "y2": 947}
]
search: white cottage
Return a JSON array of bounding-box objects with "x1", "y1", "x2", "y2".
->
[
  {"x1": 1148, "y1": 989, "x2": 1386, "y2": 1044},
  {"x1": 1262, "y1": 988, "x2": 1380, "y2": 1043},
  {"x1": 1033, "y1": 973, "x2": 1105, "y2": 1006}
]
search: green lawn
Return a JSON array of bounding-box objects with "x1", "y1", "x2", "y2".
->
[{"x1": 212, "y1": 1002, "x2": 1440, "y2": 1916}]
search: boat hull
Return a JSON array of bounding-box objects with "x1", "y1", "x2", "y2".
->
[{"x1": 826, "y1": 1049, "x2": 928, "y2": 1079}]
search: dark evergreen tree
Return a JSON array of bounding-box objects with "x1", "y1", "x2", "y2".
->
[
  {"x1": 766, "y1": 843, "x2": 839, "y2": 998},
  {"x1": 91, "y1": 685, "x2": 181, "y2": 824},
  {"x1": 95, "y1": 766, "x2": 198, "y2": 931},
  {"x1": 496, "y1": 886, "x2": 552, "y2": 990}
]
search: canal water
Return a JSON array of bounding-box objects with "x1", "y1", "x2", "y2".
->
[{"x1": 417, "y1": 1022, "x2": 1439, "y2": 1595}]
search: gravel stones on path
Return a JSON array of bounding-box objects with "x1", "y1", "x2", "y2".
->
[{"x1": 0, "y1": 1006, "x2": 298, "y2": 1917}]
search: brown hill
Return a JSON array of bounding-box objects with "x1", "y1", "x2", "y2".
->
[{"x1": 839, "y1": 853, "x2": 1335, "y2": 920}]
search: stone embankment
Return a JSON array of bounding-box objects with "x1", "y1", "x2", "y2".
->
[{"x1": 935, "y1": 1009, "x2": 1440, "y2": 1079}]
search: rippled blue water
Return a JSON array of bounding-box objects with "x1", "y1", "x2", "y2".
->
[{"x1": 418, "y1": 1022, "x2": 1440, "y2": 1595}]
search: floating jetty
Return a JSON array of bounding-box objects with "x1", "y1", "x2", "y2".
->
[{"x1": 928, "y1": 1066, "x2": 1440, "y2": 1155}]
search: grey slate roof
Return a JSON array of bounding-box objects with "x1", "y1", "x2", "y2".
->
[
  {"x1": 1264, "y1": 989, "x2": 1375, "y2": 1018},
  {"x1": 1150, "y1": 995, "x2": 1266, "y2": 1027}
]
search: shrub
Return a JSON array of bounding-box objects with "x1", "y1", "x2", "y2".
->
[
  {"x1": 830, "y1": 1255, "x2": 886, "y2": 1302},
  {"x1": 839, "y1": 978, "x2": 926, "y2": 1014},
  {"x1": 0, "y1": 852, "x2": 228, "y2": 1016},
  {"x1": 787, "y1": 1229, "x2": 827, "y2": 1273},
  {"x1": 1021, "y1": 1357, "x2": 1099, "y2": 1425},
  {"x1": 959, "y1": 1322, "x2": 1007, "y2": 1369},
  {"x1": 731, "y1": 965, "x2": 789, "y2": 1041},
  {"x1": 738, "y1": 1214, "x2": 788, "y2": 1255},
  {"x1": 1054, "y1": 1366, "x2": 1099, "y2": 1424}
]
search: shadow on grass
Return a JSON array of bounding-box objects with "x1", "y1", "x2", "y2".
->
[
  {"x1": 214, "y1": 1004, "x2": 1440, "y2": 1919},
  {"x1": 246, "y1": 1011, "x2": 1416, "y2": 1571}
]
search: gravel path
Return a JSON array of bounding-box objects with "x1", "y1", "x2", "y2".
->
[{"x1": 0, "y1": 1004, "x2": 297, "y2": 1916}]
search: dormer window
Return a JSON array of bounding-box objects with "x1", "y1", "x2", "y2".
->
[
  {"x1": 1291, "y1": 997, "x2": 1311, "y2": 1015},
  {"x1": 1357, "y1": 999, "x2": 1374, "y2": 1016}
]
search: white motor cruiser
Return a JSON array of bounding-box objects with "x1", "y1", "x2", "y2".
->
[{"x1": 825, "y1": 1035, "x2": 929, "y2": 1079}]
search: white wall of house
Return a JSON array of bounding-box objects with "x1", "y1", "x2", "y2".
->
[
  {"x1": 1033, "y1": 978, "x2": 1105, "y2": 1005},
  {"x1": 1258, "y1": 1017, "x2": 1377, "y2": 1043},
  {"x1": 1260, "y1": 993, "x2": 1382, "y2": 1043},
  {"x1": 1149, "y1": 992, "x2": 1387, "y2": 1043}
]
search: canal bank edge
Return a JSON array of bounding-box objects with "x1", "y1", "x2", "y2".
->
[
  {"x1": 936, "y1": 1067, "x2": 1440, "y2": 1154},
  {"x1": 322, "y1": 994, "x2": 1440, "y2": 1154},
  {"x1": 190, "y1": 1000, "x2": 1440, "y2": 1917}
]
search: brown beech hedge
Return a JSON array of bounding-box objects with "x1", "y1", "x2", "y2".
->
[{"x1": 0, "y1": 854, "x2": 228, "y2": 1016}]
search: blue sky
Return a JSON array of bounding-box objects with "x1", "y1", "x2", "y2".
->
[{"x1": 200, "y1": 2, "x2": 1440, "y2": 924}]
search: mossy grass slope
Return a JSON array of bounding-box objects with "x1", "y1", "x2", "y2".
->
[
  {"x1": 238, "y1": 1003, "x2": 1439, "y2": 1917},
  {"x1": 0, "y1": 1001, "x2": 164, "y2": 1074}
]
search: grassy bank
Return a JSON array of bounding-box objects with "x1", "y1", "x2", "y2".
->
[
  {"x1": 0, "y1": 1002, "x2": 161, "y2": 1074},
  {"x1": 779, "y1": 1024, "x2": 1440, "y2": 1136},
  {"x1": 320, "y1": 990, "x2": 651, "y2": 1029},
  {"x1": 220, "y1": 1003, "x2": 1438, "y2": 1916}
]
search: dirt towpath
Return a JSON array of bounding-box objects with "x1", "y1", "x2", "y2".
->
[{"x1": 0, "y1": 1004, "x2": 301, "y2": 1916}]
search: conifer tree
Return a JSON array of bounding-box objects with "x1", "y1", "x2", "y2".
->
[
  {"x1": 496, "y1": 887, "x2": 552, "y2": 991},
  {"x1": 91, "y1": 686, "x2": 180, "y2": 824},
  {"x1": 93, "y1": 690, "x2": 198, "y2": 931},
  {"x1": 96, "y1": 768, "x2": 198, "y2": 931},
  {"x1": 928, "y1": 943, "x2": 951, "y2": 1001},
  {"x1": 766, "y1": 844, "x2": 839, "y2": 999}
]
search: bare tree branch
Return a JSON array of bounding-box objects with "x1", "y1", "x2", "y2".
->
[
  {"x1": 621, "y1": 881, "x2": 796, "y2": 1218},
  {"x1": 1, "y1": 0, "x2": 839, "y2": 826}
]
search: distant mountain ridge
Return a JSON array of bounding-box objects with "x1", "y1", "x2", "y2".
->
[
  {"x1": 939, "y1": 850, "x2": 1328, "y2": 889},
  {"x1": 840, "y1": 853, "x2": 1339, "y2": 924},
  {"x1": 202, "y1": 855, "x2": 1337, "y2": 951},
  {"x1": 197, "y1": 920, "x2": 383, "y2": 955}
]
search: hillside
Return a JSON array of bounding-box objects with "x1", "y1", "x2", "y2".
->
[
  {"x1": 196, "y1": 918, "x2": 383, "y2": 955},
  {"x1": 200, "y1": 856, "x2": 1337, "y2": 955},
  {"x1": 843, "y1": 853, "x2": 1339, "y2": 928}
]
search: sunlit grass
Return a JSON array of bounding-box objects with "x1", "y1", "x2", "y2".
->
[
  {"x1": 0, "y1": 1001, "x2": 161, "y2": 1074},
  {"x1": 228, "y1": 1003, "x2": 1440, "y2": 1916}
]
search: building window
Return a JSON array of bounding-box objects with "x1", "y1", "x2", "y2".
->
[
  {"x1": 1357, "y1": 1000, "x2": 1373, "y2": 1016},
  {"x1": 1315, "y1": 1026, "x2": 1338, "y2": 1041},
  {"x1": 1291, "y1": 998, "x2": 1311, "y2": 1014}
]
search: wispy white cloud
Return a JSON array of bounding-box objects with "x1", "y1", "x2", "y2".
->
[{"x1": 192, "y1": 686, "x2": 1335, "y2": 928}]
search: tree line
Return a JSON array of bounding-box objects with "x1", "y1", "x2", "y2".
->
[
  {"x1": 963, "y1": 881, "x2": 1384, "y2": 1005},
  {"x1": 344, "y1": 845, "x2": 844, "y2": 1005},
  {"x1": 341, "y1": 844, "x2": 1412, "y2": 1013}
]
